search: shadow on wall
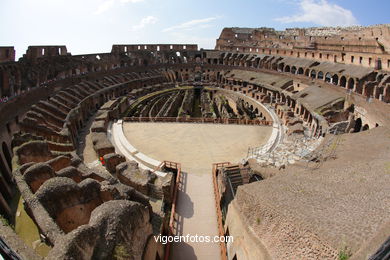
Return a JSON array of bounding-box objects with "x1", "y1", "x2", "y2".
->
[{"x1": 174, "y1": 171, "x2": 192, "y2": 236}]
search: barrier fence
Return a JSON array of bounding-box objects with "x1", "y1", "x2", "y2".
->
[
  {"x1": 123, "y1": 116, "x2": 273, "y2": 126},
  {"x1": 163, "y1": 160, "x2": 182, "y2": 260},
  {"x1": 212, "y1": 162, "x2": 231, "y2": 260}
]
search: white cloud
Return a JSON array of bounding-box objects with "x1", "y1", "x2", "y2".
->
[
  {"x1": 162, "y1": 16, "x2": 220, "y2": 32},
  {"x1": 94, "y1": 0, "x2": 144, "y2": 15},
  {"x1": 132, "y1": 16, "x2": 158, "y2": 31},
  {"x1": 94, "y1": 0, "x2": 115, "y2": 15},
  {"x1": 275, "y1": 0, "x2": 358, "y2": 26}
]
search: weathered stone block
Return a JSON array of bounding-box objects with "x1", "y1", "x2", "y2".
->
[{"x1": 103, "y1": 153, "x2": 126, "y2": 174}]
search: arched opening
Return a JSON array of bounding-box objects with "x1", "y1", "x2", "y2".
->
[
  {"x1": 278, "y1": 63, "x2": 284, "y2": 72},
  {"x1": 291, "y1": 66, "x2": 297, "y2": 74},
  {"x1": 347, "y1": 78, "x2": 355, "y2": 90},
  {"x1": 325, "y1": 73, "x2": 332, "y2": 83},
  {"x1": 284, "y1": 65, "x2": 290, "y2": 73},
  {"x1": 354, "y1": 118, "x2": 362, "y2": 132},
  {"x1": 0, "y1": 156, "x2": 11, "y2": 184},
  {"x1": 249, "y1": 174, "x2": 263, "y2": 183},
  {"x1": 340, "y1": 76, "x2": 347, "y2": 88},
  {"x1": 310, "y1": 70, "x2": 316, "y2": 78},
  {"x1": 362, "y1": 124, "x2": 369, "y2": 131},
  {"x1": 2, "y1": 142, "x2": 12, "y2": 170},
  {"x1": 297, "y1": 67, "x2": 304, "y2": 75},
  {"x1": 317, "y1": 71, "x2": 324, "y2": 80},
  {"x1": 375, "y1": 86, "x2": 384, "y2": 99},
  {"x1": 332, "y1": 74, "x2": 339, "y2": 85},
  {"x1": 304, "y1": 69, "x2": 310, "y2": 76}
]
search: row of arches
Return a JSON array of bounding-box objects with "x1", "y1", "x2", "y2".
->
[
  {"x1": 278, "y1": 64, "x2": 358, "y2": 90},
  {"x1": 217, "y1": 73, "x2": 323, "y2": 137},
  {"x1": 213, "y1": 52, "x2": 390, "y2": 102}
]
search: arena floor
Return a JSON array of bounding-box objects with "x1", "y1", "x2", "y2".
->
[
  {"x1": 122, "y1": 122, "x2": 273, "y2": 172},
  {"x1": 122, "y1": 122, "x2": 272, "y2": 259}
]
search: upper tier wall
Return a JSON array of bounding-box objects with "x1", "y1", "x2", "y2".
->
[
  {"x1": 112, "y1": 44, "x2": 198, "y2": 53},
  {"x1": 216, "y1": 26, "x2": 390, "y2": 71}
]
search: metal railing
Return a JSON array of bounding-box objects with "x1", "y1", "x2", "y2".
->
[
  {"x1": 212, "y1": 162, "x2": 231, "y2": 260},
  {"x1": 123, "y1": 116, "x2": 273, "y2": 126},
  {"x1": 163, "y1": 160, "x2": 181, "y2": 260}
]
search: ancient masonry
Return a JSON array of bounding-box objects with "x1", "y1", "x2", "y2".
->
[{"x1": 0, "y1": 24, "x2": 389, "y2": 260}]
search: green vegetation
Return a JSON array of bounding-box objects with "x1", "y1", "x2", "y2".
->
[
  {"x1": 15, "y1": 197, "x2": 51, "y2": 257},
  {"x1": 385, "y1": 162, "x2": 390, "y2": 174},
  {"x1": 113, "y1": 244, "x2": 131, "y2": 260},
  {"x1": 0, "y1": 214, "x2": 14, "y2": 229},
  {"x1": 178, "y1": 107, "x2": 184, "y2": 116},
  {"x1": 338, "y1": 247, "x2": 351, "y2": 260},
  {"x1": 219, "y1": 95, "x2": 227, "y2": 105},
  {"x1": 256, "y1": 217, "x2": 261, "y2": 225},
  {"x1": 192, "y1": 89, "x2": 202, "y2": 117}
]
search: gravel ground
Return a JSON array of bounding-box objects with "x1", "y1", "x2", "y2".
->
[{"x1": 235, "y1": 126, "x2": 390, "y2": 259}]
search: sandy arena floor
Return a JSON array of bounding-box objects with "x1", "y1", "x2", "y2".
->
[
  {"x1": 122, "y1": 122, "x2": 272, "y2": 172},
  {"x1": 122, "y1": 122, "x2": 272, "y2": 259}
]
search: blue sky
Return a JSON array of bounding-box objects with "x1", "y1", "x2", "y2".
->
[{"x1": 0, "y1": 0, "x2": 389, "y2": 58}]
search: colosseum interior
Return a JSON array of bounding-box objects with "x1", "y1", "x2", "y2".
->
[{"x1": 0, "y1": 25, "x2": 390, "y2": 260}]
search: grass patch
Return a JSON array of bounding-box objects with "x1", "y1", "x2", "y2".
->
[
  {"x1": 0, "y1": 214, "x2": 14, "y2": 229},
  {"x1": 15, "y1": 197, "x2": 51, "y2": 257},
  {"x1": 113, "y1": 244, "x2": 131, "y2": 260},
  {"x1": 385, "y1": 162, "x2": 390, "y2": 174},
  {"x1": 338, "y1": 247, "x2": 351, "y2": 260}
]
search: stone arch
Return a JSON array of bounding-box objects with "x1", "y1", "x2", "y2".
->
[
  {"x1": 2, "y1": 142, "x2": 12, "y2": 170},
  {"x1": 291, "y1": 66, "x2": 297, "y2": 74},
  {"x1": 297, "y1": 67, "x2": 304, "y2": 75},
  {"x1": 281, "y1": 93, "x2": 286, "y2": 103},
  {"x1": 347, "y1": 78, "x2": 355, "y2": 90},
  {"x1": 332, "y1": 74, "x2": 339, "y2": 85},
  {"x1": 278, "y1": 63, "x2": 284, "y2": 71},
  {"x1": 363, "y1": 84, "x2": 375, "y2": 98},
  {"x1": 325, "y1": 73, "x2": 332, "y2": 83},
  {"x1": 354, "y1": 118, "x2": 362, "y2": 132},
  {"x1": 310, "y1": 70, "x2": 316, "y2": 78},
  {"x1": 340, "y1": 76, "x2": 347, "y2": 88},
  {"x1": 374, "y1": 86, "x2": 384, "y2": 99},
  {"x1": 362, "y1": 124, "x2": 369, "y2": 131},
  {"x1": 284, "y1": 65, "x2": 290, "y2": 73},
  {"x1": 383, "y1": 85, "x2": 390, "y2": 102},
  {"x1": 304, "y1": 68, "x2": 310, "y2": 77},
  {"x1": 317, "y1": 71, "x2": 324, "y2": 80}
]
